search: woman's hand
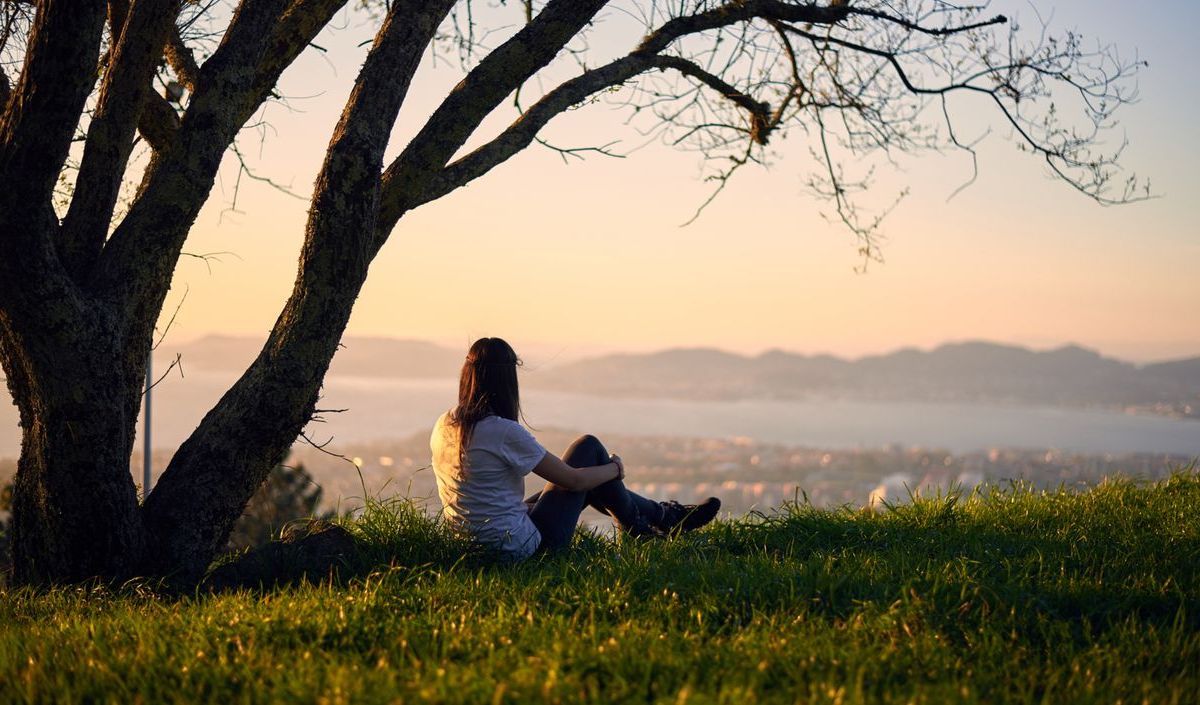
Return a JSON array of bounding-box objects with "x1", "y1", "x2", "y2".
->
[
  {"x1": 532, "y1": 451, "x2": 624, "y2": 492},
  {"x1": 610, "y1": 454, "x2": 625, "y2": 480}
]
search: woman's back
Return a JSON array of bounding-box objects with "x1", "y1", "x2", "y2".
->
[{"x1": 430, "y1": 411, "x2": 546, "y2": 559}]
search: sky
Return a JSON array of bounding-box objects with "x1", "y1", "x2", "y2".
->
[{"x1": 154, "y1": 1, "x2": 1200, "y2": 365}]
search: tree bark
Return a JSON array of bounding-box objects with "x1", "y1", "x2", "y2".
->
[{"x1": 2, "y1": 319, "x2": 145, "y2": 585}]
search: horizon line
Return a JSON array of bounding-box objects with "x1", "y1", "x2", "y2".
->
[{"x1": 161, "y1": 333, "x2": 1200, "y2": 366}]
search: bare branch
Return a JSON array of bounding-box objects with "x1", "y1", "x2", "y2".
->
[
  {"x1": 58, "y1": 0, "x2": 180, "y2": 281},
  {"x1": 143, "y1": 352, "x2": 183, "y2": 395},
  {"x1": 810, "y1": 107, "x2": 905, "y2": 266},
  {"x1": 635, "y1": 0, "x2": 850, "y2": 55},
  {"x1": 679, "y1": 139, "x2": 756, "y2": 227},
  {"x1": 409, "y1": 53, "x2": 658, "y2": 210},
  {"x1": 845, "y1": 7, "x2": 1006, "y2": 37},
  {"x1": 152, "y1": 284, "x2": 187, "y2": 350},
  {"x1": 0, "y1": 0, "x2": 34, "y2": 67},
  {"x1": 379, "y1": 0, "x2": 609, "y2": 233},
  {"x1": 164, "y1": 23, "x2": 199, "y2": 91},
  {"x1": 0, "y1": 0, "x2": 106, "y2": 238},
  {"x1": 780, "y1": 22, "x2": 977, "y2": 98},
  {"x1": 941, "y1": 94, "x2": 986, "y2": 203},
  {"x1": 649, "y1": 55, "x2": 772, "y2": 145},
  {"x1": 396, "y1": 0, "x2": 852, "y2": 215},
  {"x1": 221, "y1": 140, "x2": 305, "y2": 219},
  {"x1": 94, "y1": 0, "x2": 348, "y2": 308},
  {"x1": 777, "y1": 16, "x2": 1146, "y2": 206},
  {"x1": 535, "y1": 137, "x2": 624, "y2": 163},
  {"x1": 380, "y1": 0, "x2": 851, "y2": 233}
]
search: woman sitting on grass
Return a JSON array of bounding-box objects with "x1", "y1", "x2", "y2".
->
[{"x1": 431, "y1": 337, "x2": 720, "y2": 560}]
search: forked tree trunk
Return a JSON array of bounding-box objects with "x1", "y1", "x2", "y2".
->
[
  {"x1": 138, "y1": 0, "x2": 450, "y2": 585},
  {"x1": 1, "y1": 292, "x2": 359, "y2": 586},
  {"x1": 2, "y1": 299, "x2": 358, "y2": 586},
  {"x1": 1, "y1": 0, "x2": 444, "y2": 587}
]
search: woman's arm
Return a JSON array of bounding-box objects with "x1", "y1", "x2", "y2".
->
[{"x1": 531, "y1": 451, "x2": 623, "y2": 492}]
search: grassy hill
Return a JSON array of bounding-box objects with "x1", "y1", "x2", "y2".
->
[{"x1": 2, "y1": 473, "x2": 1198, "y2": 704}]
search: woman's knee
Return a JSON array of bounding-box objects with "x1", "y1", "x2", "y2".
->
[
  {"x1": 572, "y1": 433, "x2": 605, "y2": 449},
  {"x1": 563, "y1": 434, "x2": 608, "y2": 466}
]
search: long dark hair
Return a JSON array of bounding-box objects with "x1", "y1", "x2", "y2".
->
[{"x1": 448, "y1": 337, "x2": 522, "y2": 459}]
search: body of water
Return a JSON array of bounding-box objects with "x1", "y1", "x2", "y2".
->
[{"x1": 2, "y1": 372, "x2": 1199, "y2": 458}]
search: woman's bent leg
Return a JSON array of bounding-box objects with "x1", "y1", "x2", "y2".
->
[
  {"x1": 527, "y1": 487, "x2": 587, "y2": 552},
  {"x1": 527, "y1": 435, "x2": 618, "y2": 551},
  {"x1": 563, "y1": 435, "x2": 663, "y2": 533}
]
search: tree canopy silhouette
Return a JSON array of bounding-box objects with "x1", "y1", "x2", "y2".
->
[{"x1": 0, "y1": 0, "x2": 1144, "y2": 585}]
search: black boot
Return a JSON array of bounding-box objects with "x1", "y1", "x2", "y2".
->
[{"x1": 655, "y1": 497, "x2": 721, "y2": 535}]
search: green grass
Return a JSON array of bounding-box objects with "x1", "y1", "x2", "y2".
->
[{"x1": 2, "y1": 473, "x2": 1198, "y2": 704}]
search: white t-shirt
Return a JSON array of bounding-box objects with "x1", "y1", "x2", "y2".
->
[{"x1": 430, "y1": 411, "x2": 547, "y2": 560}]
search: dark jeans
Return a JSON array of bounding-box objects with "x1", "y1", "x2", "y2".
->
[{"x1": 525, "y1": 434, "x2": 663, "y2": 552}]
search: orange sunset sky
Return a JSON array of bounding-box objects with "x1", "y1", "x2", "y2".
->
[{"x1": 150, "y1": 0, "x2": 1199, "y2": 364}]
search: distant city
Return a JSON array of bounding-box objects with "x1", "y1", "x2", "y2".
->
[
  {"x1": 3, "y1": 428, "x2": 1188, "y2": 530},
  {"x1": 265, "y1": 429, "x2": 1193, "y2": 523}
]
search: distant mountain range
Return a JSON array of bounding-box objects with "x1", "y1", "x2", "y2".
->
[
  {"x1": 528, "y1": 342, "x2": 1200, "y2": 414},
  {"x1": 164, "y1": 336, "x2": 1200, "y2": 418}
]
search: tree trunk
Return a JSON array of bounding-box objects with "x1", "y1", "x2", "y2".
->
[
  {"x1": 138, "y1": 0, "x2": 452, "y2": 586},
  {"x1": 139, "y1": 328, "x2": 350, "y2": 585},
  {"x1": 3, "y1": 326, "x2": 146, "y2": 585}
]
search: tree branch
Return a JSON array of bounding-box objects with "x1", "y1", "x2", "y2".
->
[
  {"x1": 780, "y1": 22, "x2": 978, "y2": 98},
  {"x1": 635, "y1": 0, "x2": 850, "y2": 55},
  {"x1": 0, "y1": 0, "x2": 106, "y2": 245},
  {"x1": 380, "y1": 0, "x2": 852, "y2": 234},
  {"x1": 844, "y1": 7, "x2": 1007, "y2": 37},
  {"x1": 76, "y1": 1, "x2": 350, "y2": 509},
  {"x1": 0, "y1": 0, "x2": 102, "y2": 393},
  {"x1": 650, "y1": 55, "x2": 772, "y2": 145},
  {"x1": 779, "y1": 17, "x2": 1141, "y2": 206},
  {"x1": 378, "y1": 0, "x2": 608, "y2": 234},
  {"x1": 0, "y1": 66, "x2": 9, "y2": 110},
  {"x1": 409, "y1": 53, "x2": 658, "y2": 210},
  {"x1": 394, "y1": 0, "x2": 855, "y2": 216},
  {"x1": 93, "y1": 0, "x2": 346, "y2": 305},
  {"x1": 58, "y1": 0, "x2": 180, "y2": 282},
  {"x1": 247, "y1": 0, "x2": 348, "y2": 107},
  {"x1": 164, "y1": 22, "x2": 200, "y2": 91}
]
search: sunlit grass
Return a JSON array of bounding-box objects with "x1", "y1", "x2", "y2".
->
[{"x1": 2, "y1": 472, "x2": 1198, "y2": 704}]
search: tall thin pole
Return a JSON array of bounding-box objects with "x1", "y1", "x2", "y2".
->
[{"x1": 143, "y1": 347, "x2": 152, "y2": 501}]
